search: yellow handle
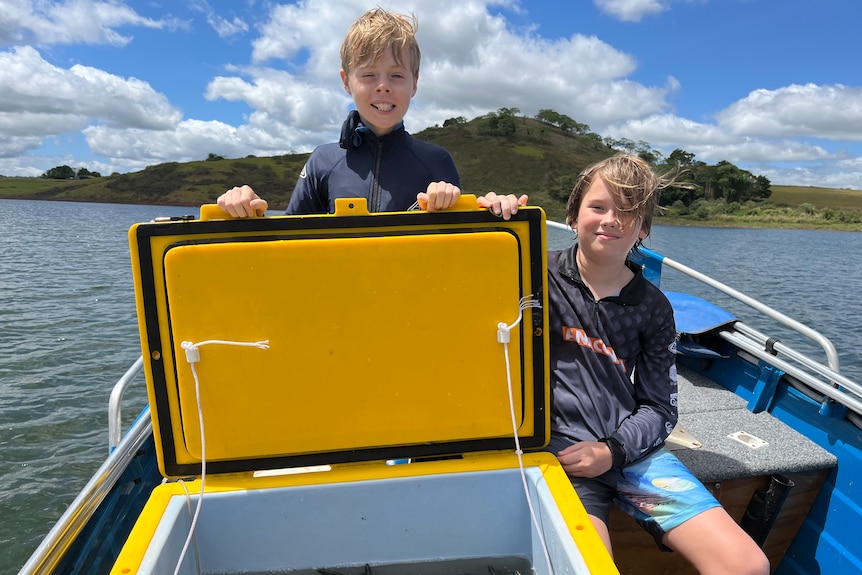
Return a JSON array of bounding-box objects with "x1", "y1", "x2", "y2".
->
[
  {"x1": 198, "y1": 194, "x2": 483, "y2": 221},
  {"x1": 199, "y1": 204, "x2": 237, "y2": 221},
  {"x1": 416, "y1": 194, "x2": 480, "y2": 212}
]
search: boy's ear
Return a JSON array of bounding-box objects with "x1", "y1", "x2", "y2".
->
[
  {"x1": 412, "y1": 74, "x2": 418, "y2": 97},
  {"x1": 340, "y1": 69, "x2": 351, "y2": 94}
]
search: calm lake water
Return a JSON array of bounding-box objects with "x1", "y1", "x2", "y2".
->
[{"x1": 2, "y1": 198, "x2": 860, "y2": 573}]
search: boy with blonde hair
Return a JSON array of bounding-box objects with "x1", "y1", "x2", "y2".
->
[{"x1": 218, "y1": 8, "x2": 461, "y2": 217}]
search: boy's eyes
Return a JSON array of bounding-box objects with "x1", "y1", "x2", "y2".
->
[{"x1": 358, "y1": 71, "x2": 407, "y2": 79}]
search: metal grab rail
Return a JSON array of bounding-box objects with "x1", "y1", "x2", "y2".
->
[
  {"x1": 720, "y1": 329, "x2": 862, "y2": 417},
  {"x1": 17, "y1": 403, "x2": 153, "y2": 575},
  {"x1": 109, "y1": 355, "x2": 145, "y2": 450},
  {"x1": 546, "y1": 220, "x2": 841, "y2": 374},
  {"x1": 655, "y1": 252, "x2": 841, "y2": 374}
]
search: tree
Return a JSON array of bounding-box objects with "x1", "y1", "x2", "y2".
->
[
  {"x1": 712, "y1": 161, "x2": 756, "y2": 203},
  {"x1": 41, "y1": 165, "x2": 75, "y2": 179},
  {"x1": 496, "y1": 112, "x2": 517, "y2": 136},
  {"x1": 535, "y1": 109, "x2": 589, "y2": 134},
  {"x1": 751, "y1": 175, "x2": 772, "y2": 200},
  {"x1": 667, "y1": 148, "x2": 696, "y2": 167},
  {"x1": 497, "y1": 107, "x2": 520, "y2": 118},
  {"x1": 481, "y1": 108, "x2": 519, "y2": 137},
  {"x1": 536, "y1": 109, "x2": 561, "y2": 126},
  {"x1": 77, "y1": 167, "x2": 102, "y2": 178}
]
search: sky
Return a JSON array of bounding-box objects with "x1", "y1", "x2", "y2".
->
[{"x1": 1, "y1": 0, "x2": 861, "y2": 191}]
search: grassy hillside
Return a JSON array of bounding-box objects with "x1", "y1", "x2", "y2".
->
[
  {"x1": 2, "y1": 115, "x2": 861, "y2": 229},
  {"x1": 769, "y1": 185, "x2": 862, "y2": 211},
  {"x1": 0, "y1": 154, "x2": 307, "y2": 208}
]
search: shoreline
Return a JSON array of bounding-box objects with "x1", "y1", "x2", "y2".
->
[{"x1": 3, "y1": 194, "x2": 860, "y2": 233}]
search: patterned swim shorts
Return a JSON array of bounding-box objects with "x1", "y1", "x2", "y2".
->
[{"x1": 567, "y1": 448, "x2": 720, "y2": 548}]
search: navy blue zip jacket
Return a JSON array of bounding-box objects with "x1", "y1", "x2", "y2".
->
[
  {"x1": 547, "y1": 244, "x2": 679, "y2": 468},
  {"x1": 286, "y1": 111, "x2": 460, "y2": 214}
]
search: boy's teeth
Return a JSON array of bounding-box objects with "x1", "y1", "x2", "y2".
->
[{"x1": 375, "y1": 104, "x2": 393, "y2": 111}]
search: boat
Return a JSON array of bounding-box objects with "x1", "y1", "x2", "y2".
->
[{"x1": 16, "y1": 197, "x2": 862, "y2": 575}]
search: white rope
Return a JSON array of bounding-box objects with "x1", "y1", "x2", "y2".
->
[
  {"x1": 172, "y1": 339, "x2": 269, "y2": 575},
  {"x1": 177, "y1": 480, "x2": 202, "y2": 575},
  {"x1": 497, "y1": 295, "x2": 554, "y2": 575}
]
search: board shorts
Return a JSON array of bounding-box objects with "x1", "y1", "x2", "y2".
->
[{"x1": 566, "y1": 448, "x2": 720, "y2": 549}]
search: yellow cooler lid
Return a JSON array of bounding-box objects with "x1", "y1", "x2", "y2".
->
[{"x1": 129, "y1": 198, "x2": 549, "y2": 478}]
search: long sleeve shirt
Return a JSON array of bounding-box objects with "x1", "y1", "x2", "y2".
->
[{"x1": 546, "y1": 244, "x2": 679, "y2": 467}]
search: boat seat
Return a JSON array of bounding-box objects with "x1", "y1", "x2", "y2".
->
[{"x1": 671, "y1": 365, "x2": 837, "y2": 482}]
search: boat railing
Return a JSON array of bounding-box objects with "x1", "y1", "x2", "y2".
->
[
  {"x1": 18, "y1": 365, "x2": 153, "y2": 575},
  {"x1": 718, "y1": 325, "x2": 862, "y2": 415},
  {"x1": 652, "y1": 251, "x2": 841, "y2": 373},
  {"x1": 109, "y1": 355, "x2": 144, "y2": 451},
  {"x1": 650, "y1": 253, "x2": 862, "y2": 417},
  {"x1": 546, "y1": 221, "x2": 861, "y2": 419}
]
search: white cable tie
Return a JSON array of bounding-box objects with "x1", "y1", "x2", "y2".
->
[
  {"x1": 497, "y1": 322, "x2": 511, "y2": 344},
  {"x1": 497, "y1": 295, "x2": 541, "y2": 344},
  {"x1": 181, "y1": 341, "x2": 201, "y2": 363},
  {"x1": 180, "y1": 339, "x2": 270, "y2": 365}
]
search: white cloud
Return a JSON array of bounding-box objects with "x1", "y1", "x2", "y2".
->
[
  {"x1": 0, "y1": 46, "x2": 181, "y2": 130},
  {"x1": 0, "y1": 0, "x2": 172, "y2": 46},
  {"x1": 717, "y1": 84, "x2": 862, "y2": 141},
  {"x1": 0, "y1": 45, "x2": 182, "y2": 173},
  {"x1": 594, "y1": 0, "x2": 668, "y2": 22},
  {"x1": 609, "y1": 113, "x2": 832, "y2": 162},
  {"x1": 189, "y1": 0, "x2": 249, "y2": 39},
  {"x1": 208, "y1": 14, "x2": 248, "y2": 39},
  {"x1": 205, "y1": 67, "x2": 349, "y2": 133},
  {"x1": 250, "y1": 0, "x2": 365, "y2": 75}
]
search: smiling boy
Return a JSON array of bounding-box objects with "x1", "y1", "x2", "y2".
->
[
  {"x1": 218, "y1": 8, "x2": 461, "y2": 217},
  {"x1": 488, "y1": 156, "x2": 770, "y2": 573}
]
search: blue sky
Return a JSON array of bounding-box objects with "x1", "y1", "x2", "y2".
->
[{"x1": 2, "y1": 0, "x2": 861, "y2": 191}]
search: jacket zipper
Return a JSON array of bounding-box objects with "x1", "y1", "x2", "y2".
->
[{"x1": 370, "y1": 139, "x2": 384, "y2": 212}]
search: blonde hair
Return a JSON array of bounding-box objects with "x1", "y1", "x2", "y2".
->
[
  {"x1": 566, "y1": 153, "x2": 676, "y2": 237},
  {"x1": 340, "y1": 8, "x2": 421, "y2": 77}
]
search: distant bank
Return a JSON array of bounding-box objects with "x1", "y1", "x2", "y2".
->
[{"x1": 2, "y1": 157, "x2": 861, "y2": 234}]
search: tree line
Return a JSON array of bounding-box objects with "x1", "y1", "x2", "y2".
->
[
  {"x1": 40, "y1": 165, "x2": 102, "y2": 179},
  {"x1": 449, "y1": 107, "x2": 772, "y2": 207}
]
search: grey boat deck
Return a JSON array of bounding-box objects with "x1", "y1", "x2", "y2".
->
[
  {"x1": 610, "y1": 365, "x2": 837, "y2": 575},
  {"x1": 671, "y1": 366, "x2": 837, "y2": 481}
]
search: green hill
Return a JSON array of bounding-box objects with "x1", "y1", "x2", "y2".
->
[{"x1": 2, "y1": 114, "x2": 861, "y2": 228}]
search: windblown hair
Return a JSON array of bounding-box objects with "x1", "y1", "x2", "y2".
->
[
  {"x1": 340, "y1": 8, "x2": 421, "y2": 78},
  {"x1": 566, "y1": 153, "x2": 681, "y2": 238}
]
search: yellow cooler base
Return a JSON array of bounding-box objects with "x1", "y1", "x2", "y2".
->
[{"x1": 113, "y1": 452, "x2": 616, "y2": 574}]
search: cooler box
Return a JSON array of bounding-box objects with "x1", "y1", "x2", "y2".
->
[{"x1": 113, "y1": 197, "x2": 616, "y2": 574}]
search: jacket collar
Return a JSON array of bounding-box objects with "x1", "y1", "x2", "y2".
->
[
  {"x1": 339, "y1": 110, "x2": 405, "y2": 149},
  {"x1": 557, "y1": 243, "x2": 647, "y2": 304}
]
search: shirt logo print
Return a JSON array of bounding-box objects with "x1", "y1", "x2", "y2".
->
[{"x1": 562, "y1": 326, "x2": 625, "y2": 368}]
